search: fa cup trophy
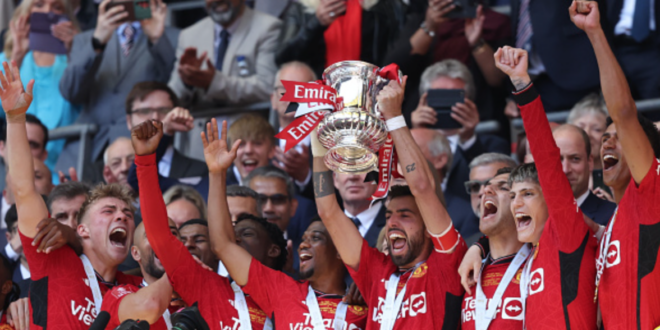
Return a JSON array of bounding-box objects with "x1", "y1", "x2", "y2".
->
[{"x1": 317, "y1": 61, "x2": 398, "y2": 174}]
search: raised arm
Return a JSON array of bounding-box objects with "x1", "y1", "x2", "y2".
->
[
  {"x1": 117, "y1": 275, "x2": 173, "y2": 324},
  {"x1": 202, "y1": 118, "x2": 252, "y2": 286},
  {"x1": 0, "y1": 61, "x2": 45, "y2": 238},
  {"x1": 569, "y1": 1, "x2": 653, "y2": 184},
  {"x1": 378, "y1": 77, "x2": 454, "y2": 237},
  {"x1": 311, "y1": 130, "x2": 364, "y2": 270}
]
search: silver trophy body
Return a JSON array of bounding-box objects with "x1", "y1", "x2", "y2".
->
[{"x1": 317, "y1": 61, "x2": 392, "y2": 173}]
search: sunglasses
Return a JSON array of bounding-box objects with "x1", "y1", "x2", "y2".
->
[
  {"x1": 131, "y1": 107, "x2": 171, "y2": 117},
  {"x1": 464, "y1": 179, "x2": 490, "y2": 195},
  {"x1": 257, "y1": 193, "x2": 289, "y2": 205}
]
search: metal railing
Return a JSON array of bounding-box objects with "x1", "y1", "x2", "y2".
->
[{"x1": 49, "y1": 124, "x2": 98, "y2": 180}]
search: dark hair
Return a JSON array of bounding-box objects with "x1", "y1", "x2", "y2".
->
[
  {"x1": 235, "y1": 214, "x2": 288, "y2": 271},
  {"x1": 243, "y1": 166, "x2": 296, "y2": 199},
  {"x1": 4, "y1": 204, "x2": 17, "y2": 233},
  {"x1": 17, "y1": 114, "x2": 48, "y2": 148},
  {"x1": 388, "y1": 185, "x2": 414, "y2": 201},
  {"x1": 606, "y1": 115, "x2": 660, "y2": 158},
  {"x1": 0, "y1": 253, "x2": 17, "y2": 310},
  {"x1": 495, "y1": 167, "x2": 513, "y2": 177},
  {"x1": 226, "y1": 185, "x2": 259, "y2": 199},
  {"x1": 125, "y1": 81, "x2": 179, "y2": 115},
  {"x1": 554, "y1": 124, "x2": 591, "y2": 158},
  {"x1": 47, "y1": 181, "x2": 92, "y2": 212},
  {"x1": 179, "y1": 219, "x2": 209, "y2": 231},
  {"x1": 508, "y1": 163, "x2": 539, "y2": 187}
]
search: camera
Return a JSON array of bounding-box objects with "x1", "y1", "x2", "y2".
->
[{"x1": 171, "y1": 303, "x2": 210, "y2": 330}]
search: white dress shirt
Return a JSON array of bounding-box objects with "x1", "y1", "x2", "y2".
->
[
  {"x1": 233, "y1": 166, "x2": 243, "y2": 186},
  {"x1": 4, "y1": 243, "x2": 17, "y2": 261},
  {"x1": 615, "y1": 0, "x2": 656, "y2": 36},
  {"x1": 158, "y1": 145, "x2": 175, "y2": 178},
  {"x1": 19, "y1": 263, "x2": 30, "y2": 280},
  {"x1": 442, "y1": 134, "x2": 477, "y2": 192},
  {"x1": 344, "y1": 202, "x2": 382, "y2": 238},
  {"x1": 576, "y1": 190, "x2": 589, "y2": 208},
  {"x1": 0, "y1": 197, "x2": 9, "y2": 230}
]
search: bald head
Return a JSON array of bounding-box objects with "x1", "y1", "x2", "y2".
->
[
  {"x1": 552, "y1": 124, "x2": 593, "y2": 197},
  {"x1": 553, "y1": 124, "x2": 591, "y2": 158},
  {"x1": 272, "y1": 62, "x2": 317, "y2": 128},
  {"x1": 133, "y1": 218, "x2": 178, "y2": 247},
  {"x1": 410, "y1": 128, "x2": 452, "y2": 177}
]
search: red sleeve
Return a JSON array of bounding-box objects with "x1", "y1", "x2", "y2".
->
[
  {"x1": 514, "y1": 86, "x2": 591, "y2": 251},
  {"x1": 101, "y1": 284, "x2": 140, "y2": 330},
  {"x1": 242, "y1": 258, "x2": 299, "y2": 316},
  {"x1": 19, "y1": 231, "x2": 77, "y2": 280},
  {"x1": 626, "y1": 157, "x2": 660, "y2": 225},
  {"x1": 346, "y1": 240, "x2": 396, "y2": 304}
]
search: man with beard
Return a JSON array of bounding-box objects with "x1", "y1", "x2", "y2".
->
[
  {"x1": 168, "y1": 0, "x2": 281, "y2": 116},
  {"x1": 460, "y1": 167, "x2": 527, "y2": 329},
  {"x1": 313, "y1": 78, "x2": 467, "y2": 329},
  {"x1": 101, "y1": 221, "x2": 179, "y2": 329},
  {"x1": 197, "y1": 118, "x2": 367, "y2": 330},
  {"x1": 494, "y1": 46, "x2": 599, "y2": 329},
  {"x1": 569, "y1": 2, "x2": 660, "y2": 329},
  {"x1": 0, "y1": 61, "x2": 142, "y2": 329},
  {"x1": 132, "y1": 119, "x2": 288, "y2": 330}
]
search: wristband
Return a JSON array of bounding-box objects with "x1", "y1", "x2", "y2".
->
[
  {"x1": 386, "y1": 115, "x2": 406, "y2": 132},
  {"x1": 429, "y1": 223, "x2": 461, "y2": 253}
]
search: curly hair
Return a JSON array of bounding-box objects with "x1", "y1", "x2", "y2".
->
[{"x1": 77, "y1": 183, "x2": 136, "y2": 224}]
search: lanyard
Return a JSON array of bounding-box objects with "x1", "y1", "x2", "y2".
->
[
  {"x1": 305, "y1": 285, "x2": 348, "y2": 330},
  {"x1": 595, "y1": 207, "x2": 618, "y2": 302},
  {"x1": 519, "y1": 244, "x2": 540, "y2": 330},
  {"x1": 142, "y1": 280, "x2": 172, "y2": 330},
  {"x1": 80, "y1": 254, "x2": 103, "y2": 316},
  {"x1": 230, "y1": 282, "x2": 273, "y2": 330},
  {"x1": 380, "y1": 262, "x2": 424, "y2": 330},
  {"x1": 475, "y1": 244, "x2": 531, "y2": 330}
]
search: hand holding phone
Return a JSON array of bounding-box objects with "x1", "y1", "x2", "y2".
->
[
  {"x1": 427, "y1": 89, "x2": 465, "y2": 129},
  {"x1": 29, "y1": 12, "x2": 70, "y2": 54}
]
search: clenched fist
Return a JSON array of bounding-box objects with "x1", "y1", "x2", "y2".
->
[{"x1": 131, "y1": 120, "x2": 164, "y2": 156}]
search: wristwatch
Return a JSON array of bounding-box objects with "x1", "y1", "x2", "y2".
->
[
  {"x1": 92, "y1": 36, "x2": 106, "y2": 52},
  {"x1": 420, "y1": 21, "x2": 436, "y2": 38},
  {"x1": 472, "y1": 38, "x2": 487, "y2": 52}
]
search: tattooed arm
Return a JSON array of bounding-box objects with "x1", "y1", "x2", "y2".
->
[
  {"x1": 378, "y1": 78, "x2": 454, "y2": 237},
  {"x1": 311, "y1": 131, "x2": 365, "y2": 270}
]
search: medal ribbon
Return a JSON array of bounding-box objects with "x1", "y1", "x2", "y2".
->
[
  {"x1": 80, "y1": 254, "x2": 103, "y2": 316},
  {"x1": 594, "y1": 207, "x2": 618, "y2": 302},
  {"x1": 304, "y1": 285, "x2": 349, "y2": 330}
]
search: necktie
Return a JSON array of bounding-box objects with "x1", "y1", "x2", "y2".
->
[
  {"x1": 352, "y1": 217, "x2": 361, "y2": 229},
  {"x1": 216, "y1": 29, "x2": 230, "y2": 71},
  {"x1": 631, "y1": 0, "x2": 651, "y2": 42},
  {"x1": 515, "y1": 0, "x2": 533, "y2": 51},
  {"x1": 121, "y1": 24, "x2": 136, "y2": 56}
]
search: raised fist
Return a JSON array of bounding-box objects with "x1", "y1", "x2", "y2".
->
[
  {"x1": 494, "y1": 46, "x2": 531, "y2": 91},
  {"x1": 163, "y1": 107, "x2": 194, "y2": 135},
  {"x1": 569, "y1": 1, "x2": 601, "y2": 33},
  {"x1": 131, "y1": 120, "x2": 163, "y2": 156},
  {"x1": 376, "y1": 76, "x2": 408, "y2": 121}
]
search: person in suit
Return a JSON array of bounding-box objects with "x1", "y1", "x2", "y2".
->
[
  {"x1": 252, "y1": 0, "x2": 291, "y2": 18},
  {"x1": 57, "y1": 0, "x2": 178, "y2": 182},
  {"x1": 509, "y1": 0, "x2": 607, "y2": 111},
  {"x1": 168, "y1": 0, "x2": 281, "y2": 114},
  {"x1": 125, "y1": 82, "x2": 208, "y2": 180},
  {"x1": 605, "y1": 0, "x2": 660, "y2": 104}
]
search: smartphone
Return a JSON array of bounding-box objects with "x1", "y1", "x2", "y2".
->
[
  {"x1": 427, "y1": 89, "x2": 464, "y2": 129},
  {"x1": 106, "y1": 0, "x2": 152, "y2": 22},
  {"x1": 29, "y1": 12, "x2": 69, "y2": 54},
  {"x1": 445, "y1": 0, "x2": 477, "y2": 19}
]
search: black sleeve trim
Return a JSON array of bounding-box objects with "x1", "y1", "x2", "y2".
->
[{"x1": 511, "y1": 83, "x2": 539, "y2": 106}]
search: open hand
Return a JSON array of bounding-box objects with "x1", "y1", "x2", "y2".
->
[
  {"x1": 411, "y1": 93, "x2": 437, "y2": 128},
  {"x1": 458, "y1": 244, "x2": 484, "y2": 295},
  {"x1": 179, "y1": 47, "x2": 207, "y2": 68},
  {"x1": 425, "y1": 0, "x2": 455, "y2": 31},
  {"x1": 201, "y1": 118, "x2": 240, "y2": 174},
  {"x1": 494, "y1": 46, "x2": 531, "y2": 91},
  {"x1": 179, "y1": 59, "x2": 215, "y2": 90},
  {"x1": 342, "y1": 282, "x2": 366, "y2": 306},
  {"x1": 0, "y1": 61, "x2": 34, "y2": 120},
  {"x1": 9, "y1": 14, "x2": 30, "y2": 65},
  {"x1": 163, "y1": 107, "x2": 194, "y2": 135},
  {"x1": 58, "y1": 167, "x2": 79, "y2": 183},
  {"x1": 453, "y1": 98, "x2": 480, "y2": 143},
  {"x1": 465, "y1": 5, "x2": 485, "y2": 47},
  {"x1": 93, "y1": 0, "x2": 128, "y2": 45},
  {"x1": 569, "y1": 1, "x2": 601, "y2": 33},
  {"x1": 376, "y1": 76, "x2": 408, "y2": 120},
  {"x1": 141, "y1": 0, "x2": 167, "y2": 44},
  {"x1": 316, "y1": 0, "x2": 347, "y2": 26},
  {"x1": 131, "y1": 120, "x2": 163, "y2": 156},
  {"x1": 7, "y1": 298, "x2": 29, "y2": 330}
]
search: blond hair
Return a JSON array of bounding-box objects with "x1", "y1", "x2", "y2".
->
[
  {"x1": 4, "y1": 0, "x2": 80, "y2": 60},
  {"x1": 163, "y1": 185, "x2": 207, "y2": 220},
  {"x1": 228, "y1": 114, "x2": 276, "y2": 147},
  {"x1": 77, "y1": 183, "x2": 136, "y2": 224}
]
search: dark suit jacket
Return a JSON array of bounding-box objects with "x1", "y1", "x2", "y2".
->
[
  {"x1": 603, "y1": 0, "x2": 659, "y2": 39},
  {"x1": 12, "y1": 266, "x2": 30, "y2": 299},
  {"x1": 580, "y1": 191, "x2": 617, "y2": 226},
  {"x1": 510, "y1": 0, "x2": 607, "y2": 91},
  {"x1": 363, "y1": 204, "x2": 387, "y2": 248}
]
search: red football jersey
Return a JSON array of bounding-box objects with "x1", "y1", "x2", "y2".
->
[
  {"x1": 516, "y1": 88, "x2": 599, "y2": 330},
  {"x1": 242, "y1": 259, "x2": 368, "y2": 330},
  {"x1": 598, "y1": 157, "x2": 660, "y2": 330},
  {"x1": 461, "y1": 255, "x2": 525, "y2": 330},
  {"x1": 0, "y1": 312, "x2": 14, "y2": 329},
  {"x1": 136, "y1": 154, "x2": 268, "y2": 330},
  {"x1": 20, "y1": 231, "x2": 141, "y2": 330},
  {"x1": 101, "y1": 284, "x2": 176, "y2": 330},
  {"x1": 347, "y1": 239, "x2": 466, "y2": 330}
]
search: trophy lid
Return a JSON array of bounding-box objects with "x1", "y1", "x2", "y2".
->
[{"x1": 322, "y1": 61, "x2": 379, "y2": 110}]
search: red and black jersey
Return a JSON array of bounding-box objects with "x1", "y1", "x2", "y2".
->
[
  {"x1": 242, "y1": 259, "x2": 368, "y2": 329},
  {"x1": 136, "y1": 154, "x2": 268, "y2": 330},
  {"x1": 514, "y1": 86, "x2": 599, "y2": 329},
  {"x1": 20, "y1": 232, "x2": 141, "y2": 330},
  {"x1": 0, "y1": 312, "x2": 14, "y2": 329},
  {"x1": 461, "y1": 255, "x2": 525, "y2": 330},
  {"x1": 598, "y1": 157, "x2": 660, "y2": 330},
  {"x1": 101, "y1": 284, "x2": 175, "y2": 330},
  {"x1": 347, "y1": 239, "x2": 466, "y2": 329}
]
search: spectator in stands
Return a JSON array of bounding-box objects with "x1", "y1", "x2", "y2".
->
[
  {"x1": 47, "y1": 181, "x2": 91, "y2": 229},
  {"x1": 163, "y1": 185, "x2": 207, "y2": 228},
  {"x1": 3, "y1": 206, "x2": 29, "y2": 298},
  {"x1": 466, "y1": 152, "x2": 517, "y2": 218},
  {"x1": 103, "y1": 137, "x2": 135, "y2": 191},
  {"x1": 243, "y1": 165, "x2": 317, "y2": 272},
  {"x1": 125, "y1": 82, "x2": 207, "y2": 180},
  {"x1": 58, "y1": 0, "x2": 178, "y2": 182},
  {"x1": 168, "y1": 0, "x2": 281, "y2": 116},
  {"x1": 227, "y1": 114, "x2": 277, "y2": 184},
  {"x1": 275, "y1": 0, "x2": 407, "y2": 77},
  {"x1": 0, "y1": 0, "x2": 80, "y2": 179},
  {"x1": 0, "y1": 253, "x2": 16, "y2": 327},
  {"x1": 0, "y1": 114, "x2": 49, "y2": 191},
  {"x1": 270, "y1": 61, "x2": 316, "y2": 198},
  {"x1": 334, "y1": 171, "x2": 386, "y2": 248},
  {"x1": 567, "y1": 93, "x2": 609, "y2": 191},
  {"x1": 226, "y1": 185, "x2": 260, "y2": 224}
]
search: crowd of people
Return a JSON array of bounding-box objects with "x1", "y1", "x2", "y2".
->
[{"x1": 0, "y1": 0, "x2": 657, "y2": 329}]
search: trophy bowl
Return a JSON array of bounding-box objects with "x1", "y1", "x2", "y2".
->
[{"x1": 317, "y1": 61, "x2": 391, "y2": 174}]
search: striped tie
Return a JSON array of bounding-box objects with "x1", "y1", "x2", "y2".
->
[
  {"x1": 121, "y1": 24, "x2": 136, "y2": 56},
  {"x1": 516, "y1": 0, "x2": 533, "y2": 51}
]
